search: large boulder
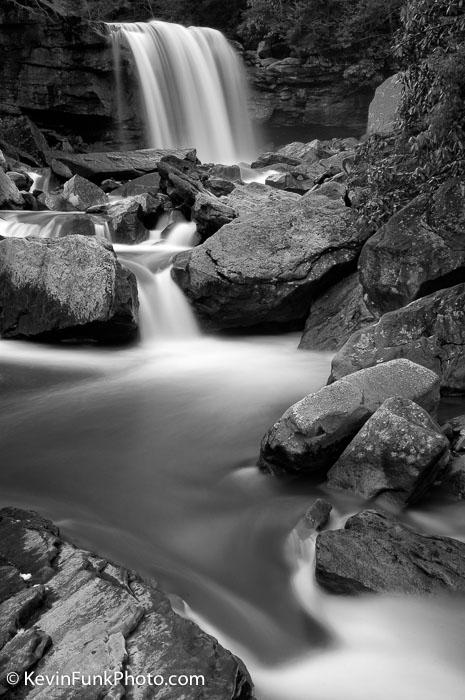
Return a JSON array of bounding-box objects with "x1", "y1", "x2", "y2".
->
[
  {"x1": 221, "y1": 182, "x2": 300, "y2": 219},
  {"x1": 0, "y1": 236, "x2": 138, "y2": 343},
  {"x1": 0, "y1": 169, "x2": 24, "y2": 209},
  {"x1": 172, "y1": 191, "x2": 368, "y2": 330},
  {"x1": 103, "y1": 194, "x2": 164, "y2": 244},
  {"x1": 315, "y1": 510, "x2": 465, "y2": 595},
  {"x1": 330, "y1": 283, "x2": 465, "y2": 393},
  {"x1": 359, "y1": 180, "x2": 465, "y2": 314},
  {"x1": 327, "y1": 397, "x2": 450, "y2": 505},
  {"x1": 62, "y1": 174, "x2": 107, "y2": 211},
  {"x1": 299, "y1": 273, "x2": 376, "y2": 351},
  {"x1": 258, "y1": 359, "x2": 440, "y2": 476},
  {"x1": 112, "y1": 171, "x2": 161, "y2": 197},
  {"x1": 47, "y1": 148, "x2": 197, "y2": 184},
  {"x1": 367, "y1": 73, "x2": 402, "y2": 135},
  {"x1": 0, "y1": 508, "x2": 253, "y2": 699}
]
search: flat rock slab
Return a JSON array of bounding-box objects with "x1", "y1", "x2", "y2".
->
[
  {"x1": 315, "y1": 510, "x2": 465, "y2": 595},
  {"x1": 172, "y1": 191, "x2": 368, "y2": 330},
  {"x1": 330, "y1": 282, "x2": 465, "y2": 393},
  {"x1": 221, "y1": 182, "x2": 300, "y2": 219},
  {"x1": 0, "y1": 508, "x2": 253, "y2": 699},
  {"x1": 259, "y1": 359, "x2": 440, "y2": 475},
  {"x1": 327, "y1": 397, "x2": 450, "y2": 505},
  {"x1": 47, "y1": 148, "x2": 197, "y2": 183}
]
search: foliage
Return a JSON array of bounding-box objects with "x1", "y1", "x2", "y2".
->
[
  {"x1": 239, "y1": 0, "x2": 403, "y2": 85},
  {"x1": 351, "y1": 0, "x2": 465, "y2": 230}
]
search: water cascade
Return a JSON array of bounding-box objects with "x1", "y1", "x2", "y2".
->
[{"x1": 108, "y1": 20, "x2": 256, "y2": 164}]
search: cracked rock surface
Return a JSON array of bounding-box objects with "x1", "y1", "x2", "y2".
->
[{"x1": 0, "y1": 508, "x2": 253, "y2": 699}]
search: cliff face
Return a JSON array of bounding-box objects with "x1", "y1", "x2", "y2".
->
[
  {"x1": 247, "y1": 53, "x2": 375, "y2": 134},
  {"x1": 0, "y1": 1, "x2": 373, "y2": 150}
]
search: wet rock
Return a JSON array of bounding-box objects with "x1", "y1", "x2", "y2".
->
[
  {"x1": 0, "y1": 115, "x2": 48, "y2": 165},
  {"x1": 221, "y1": 182, "x2": 300, "y2": 219},
  {"x1": 440, "y1": 454, "x2": 465, "y2": 500},
  {"x1": 112, "y1": 172, "x2": 161, "y2": 197},
  {"x1": 0, "y1": 507, "x2": 254, "y2": 699},
  {"x1": 0, "y1": 149, "x2": 7, "y2": 171},
  {"x1": 192, "y1": 192, "x2": 236, "y2": 241},
  {"x1": 36, "y1": 192, "x2": 76, "y2": 212},
  {"x1": 100, "y1": 178, "x2": 122, "y2": 193},
  {"x1": 327, "y1": 397, "x2": 450, "y2": 505},
  {"x1": 259, "y1": 359, "x2": 440, "y2": 476},
  {"x1": 299, "y1": 273, "x2": 377, "y2": 351},
  {"x1": 0, "y1": 236, "x2": 138, "y2": 344},
  {"x1": 103, "y1": 194, "x2": 163, "y2": 244},
  {"x1": 209, "y1": 164, "x2": 242, "y2": 182},
  {"x1": 251, "y1": 152, "x2": 302, "y2": 168},
  {"x1": 48, "y1": 148, "x2": 197, "y2": 184},
  {"x1": 367, "y1": 73, "x2": 402, "y2": 135},
  {"x1": 330, "y1": 283, "x2": 465, "y2": 394},
  {"x1": 448, "y1": 415, "x2": 465, "y2": 452},
  {"x1": 62, "y1": 174, "x2": 108, "y2": 211},
  {"x1": 50, "y1": 158, "x2": 74, "y2": 181},
  {"x1": 315, "y1": 510, "x2": 465, "y2": 595},
  {"x1": 0, "y1": 169, "x2": 24, "y2": 209},
  {"x1": 172, "y1": 190, "x2": 368, "y2": 330},
  {"x1": 359, "y1": 180, "x2": 465, "y2": 314},
  {"x1": 304, "y1": 499, "x2": 333, "y2": 530},
  {"x1": 6, "y1": 171, "x2": 33, "y2": 191},
  {"x1": 207, "y1": 178, "x2": 236, "y2": 197}
]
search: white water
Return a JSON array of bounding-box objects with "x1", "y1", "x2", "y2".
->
[
  {"x1": 0, "y1": 210, "x2": 109, "y2": 239},
  {"x1": 108, "y1": 20, "x2": 256, "y2": 164}
]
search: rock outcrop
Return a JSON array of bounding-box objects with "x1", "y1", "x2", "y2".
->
[
  {"x1": 172, "y1": 191, "x2": 368, "y2": 330},
  {"x1": 0, "y1": 507, "x2": 253, "y2": 699},
  {"x1": 330, "y1": 283, "x2": 465, "y2": 393},
  {"x1": 0, "y1": 236, "x2": 138, "y2": 343},
  {"x1": 299, "y1": 272, "x2": 376, "y2": 351},
  {"x1": 258, "y1": 359, "x2": 440, "y2": 476},
  {"x1": 359, "y1": 180, "x2": 465, "y2": 314},
  {"x1": 326, "y1": 397, "x2": 450, "y2": 505},
  {"x1": 315, "y1": 510, "x2": 465, "y2": 595}
]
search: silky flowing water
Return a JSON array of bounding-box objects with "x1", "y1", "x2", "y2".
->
[{"x1": 1, "y1": 210, "x2": 465, "y2": 699}]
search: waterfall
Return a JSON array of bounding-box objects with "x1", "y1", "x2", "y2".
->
[{"x1": 108, "y1": 20, "x2": 256, "y2": 164}]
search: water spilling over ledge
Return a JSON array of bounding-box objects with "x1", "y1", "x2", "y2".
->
[{"x1": 108, "y1": 20, "x2": 257, "y2": 164}]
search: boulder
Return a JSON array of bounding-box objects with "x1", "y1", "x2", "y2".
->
[
  {"x1": 277, "y1": 141, "x2": 325, "y2": 163},
  {"x1": 367, "y1": 73, "x2": 402, "y2": 135},
  {"x1": 0, "y1": 149, "x2": 7, "y2": 171},
  {"x1": 103, "y1": 194, "x2": 164, "y2": 244},
  {"x1": 207, "y1": 177, "x2": 236, "y2": 197},
  {"x1": 6, "y1": 171, "x2": 33, "y2": 191},
  {"x1": 112, "y1": 171, "x2": 161, "y2": 197},
  {"x1": 0, "y1": 169, "x2": 24, "y2": 209},
  {"x1": 209, "y1": 164, "x2": 242, "y2": 182},
  {"x1": 359, "y1": 180, "x2": 465, "y2": 314},
  {"x1": 315, "y1": 510, "x2": 465, "y2": 595},
  {"x1": 439, "y1": 454, "x2": 465, "y2": 500},
  {"x1": 47, "y1": 148, "x2": 197, "y2": 184},
  {"x1": 303, "y1": 499, "x2": 333, "y2": 530},
  {"x1": 0, "y1": 236, "x2": 138, "y2": 343},
  {"x1": 192, "y1": 193, "x2": 236, "y2": 240},
  {"x1": 172, "y1": 191, "x2": 369, "y2": 330},
  {"x1": 327, "y1": 397, "x2": 450, "y2": 505},
  {"x1": 258, "y1": 359, "x2": 440, "y2": 476},
  {"x1": 0, "y1": 508, "x2": 253, "y2": 699},
  {"x1": 62, "y1": 174, "x2": 107, "y2": 210},
  {"x1": 251, "y1": 152, "x2": 302, "y2": 168},
  {"x1": 299, "y1": 273, "x2": 377, "y2": 351},
  {"x1": 50, "y1": 158, "x2": 74, "y2": 181},
  {"x1": 0, "y1": 115, "x2": 48, "y2": 164},
  {"x1": 330, "y1": 283, "x2": 465, "y2": 393},
  {"x1": 221, "y1": 182, "x2": 300, "y2": 219}
]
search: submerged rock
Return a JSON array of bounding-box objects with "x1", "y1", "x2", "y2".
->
[
  {"x1": 330, "y1": 283, "x2": 465, "y2": 393},
  {"x1": 0, "y1": 508, "x2": 254, "y2": 699},
  {"x1": 359, "y1": 180, "x2": 465, "y2": 314},
  {"x1": 259, "y1": 359, "x2": 440, "y2": 476},
  {"x1": 299, "y1": 272, "x2": 376, "y2": 351},
  {"x1": 0, "y1": 236, "x2": 138, "y2": 343},
  {"x1": 327, "y1": 397, "x2": 450, "y2": 505},
  {"x1": 172, "y1": 191, "x2": 368, "y2": 330},
  {"x1": 315, "y1": 510, "x2": 465, "y2": 595}
]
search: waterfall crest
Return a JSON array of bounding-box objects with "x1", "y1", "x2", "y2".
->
[{"x1": 108, "y1": 20, "x2": 256, "y2": 164}]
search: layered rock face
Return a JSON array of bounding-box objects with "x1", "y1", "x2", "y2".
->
[
  {"x1": 0, "y1": 507, "x2": 253, "y2": 699},
  {"x1": 172, "y1": 191, "x2": 368, "y2": 330},
  {"x1": 0, "y1": 235, "x2": 138, "y2": 343}
]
